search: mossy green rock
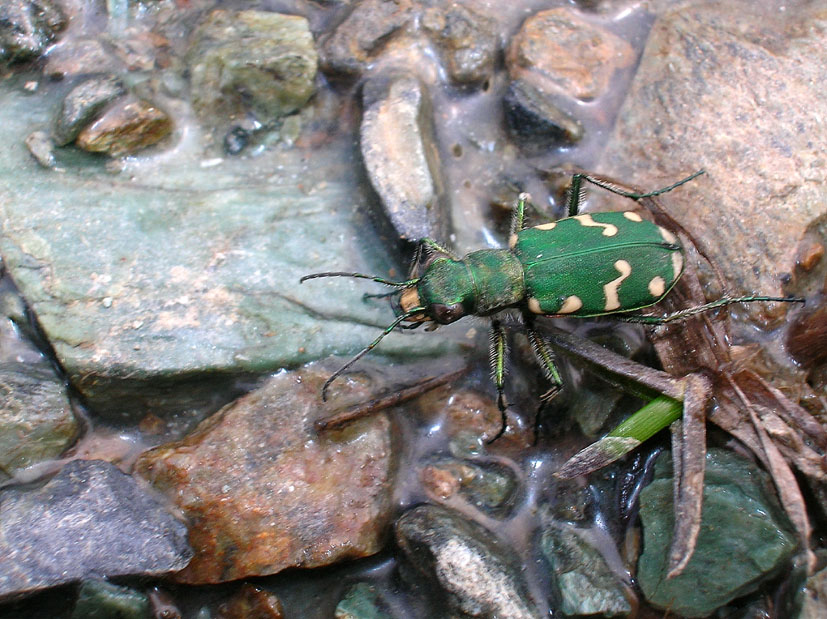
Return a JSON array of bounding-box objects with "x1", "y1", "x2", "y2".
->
[
  {"x1": 540, "y1": 522, "x2": 631, "y2": 617},
  {"x1": 0, "y1": 76, "x2": 461, "y2": 417},
  {"x1": 71, "y1": 580, "x2": 148, "y2": 619},
  {"x1": 188, "y1": 10, "x2": 317, "y2": 121},
  {"x1": 0, "y1": 362, "x2": 77, "y2": 480},
  {"x1": 638, "y1": 449, "x2": 797, "y2": 617}
]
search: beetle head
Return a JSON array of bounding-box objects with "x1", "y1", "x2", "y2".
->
[{"x1": 413, "y1": 258, "x2": 474, "y2": 325}]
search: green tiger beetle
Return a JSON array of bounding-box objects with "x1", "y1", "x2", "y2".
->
[{"x1": 301, "y1": 171, "x2": 803, "y2": 441}]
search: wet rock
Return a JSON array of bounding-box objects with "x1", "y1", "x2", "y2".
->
[
  {"x1": 361, "y1": 73, "x2": 450, "y2": 244},
  {"x1": 217, "y1": 583, "x2": 284, "y2": 619},
  {"x1": 503, "y1": 79, "x2": 583, "y2": 148},
  {"x1": 0, "y1": 362, "x2": 77, "y2": 482},
  {"x1": 24, "y1": 130, "x2": 55, "y2": 168},
  {"x1": 187, "y1": 10, "x2": 317, "y2": 122},
  {"x1": 335, "y1": 582, "x2": 392, "y2": 619},
  {"x1": 54, "y1": 76, "x2": 126, "y2": 146},
  {"x1": 0, "y1": 459, "x2": 192, "y2": 601},
  {"x1": 0, "y1": 82, "x2": 460, "y2": 417},
  {"x1": 796, "y1": 564, "x2": 827, "y2": 619},
  {"x1": 540, "y1": 520, "x2": 632, "y2": 617},
  {"x1": 135, "y1": 365, "x2": 395, "y2": 584},
  {"x1": 787, "y1": 302, "x2": 827, "y2": 369},
  {"x1": 319, "y1": 0, "x2": 415, "y2": 77},
  {"x1": 506, "y1": 8, "x2": 634, "y2": 101},
  {"x1": 71, "y1": 580, "x2": 149, "y2": 619},
  {"x1": 599, "y1": 3, "x2": 827, "y2": 320},
  {"x1": 395, "y1": 504, "x2": 541, "y2": 618},
  {"x1": 417, "y1": 387, "x2": 507, "y2": 445},
  {"x1": 422, "y1": 4, "x2": 497, "y2": 87},
  {"x1": 0, "y1": 0, "x2": 66, "y2": 65},
  {"x1": 638, "y1": 449, "x2": 797, "y2": 617},
  {"x1": 75, "y1": 96, "x2": 172, "y2": 157},
  {"x1": 148, "y1": 586, "x2": 181, "y2": 619},
  {"x1": 44, "y1": 38, "x2": 117, "y2": 80},
  {"x1": 420, "y1": 457, "x2": 517, "y2": 515}
]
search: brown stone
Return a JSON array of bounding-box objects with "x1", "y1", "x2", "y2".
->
[
  {"x1": 599, "y1": 4, "x2": 827, "y2": 322},
  {"x1": 76, "y1": 97, "x2": 172, "y2": 157},
  {"x1": 135, "y1": 365, "x2": 395, "y2": 584},
  {"x1": 506, "y1": 8, "x2": 634, "y2": 101}
]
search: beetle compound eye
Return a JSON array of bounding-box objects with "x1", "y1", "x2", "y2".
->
[{"x1": 432, "y1": 303, "x2": 465, "y2": 324}]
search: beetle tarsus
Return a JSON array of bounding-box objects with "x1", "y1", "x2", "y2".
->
[{"x1": 487, "y1": 392, "x2": 509, "y2": 444}]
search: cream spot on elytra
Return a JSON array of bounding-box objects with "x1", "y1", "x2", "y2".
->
[
  {"x1": 623, "y1": 211, "x2": 643, "y2": 222},
  {"x1": 573, "y1": 214, "x2": 618, "y2": 236},
  {"x1": 558, "y1": 295, "x2": 583, "y2": 314},
  {"x1": 648, "y1": 275, "x2": 666, "y2": 297},
  {"x1": 672, "y1": 252, "x2": 684, "y2": 279},
  {"x1": 658, "y1": 226, "x2": 678, "y2": 244},
  {"x1": 528, "y1": 297, "x2": 543, "y2": 314},
  {"x1": 603, "y1": 260, "x2": 632, "y2": 311},
  {"x1": 534, "y1": 222, "x2": 557, "y2": 230}
]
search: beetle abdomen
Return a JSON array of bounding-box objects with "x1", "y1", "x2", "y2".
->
[{"x1": 513, "y1": 212, "x2": 684, "y2": 316}]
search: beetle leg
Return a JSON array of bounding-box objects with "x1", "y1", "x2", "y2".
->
[
  {"x1": 526, "y1": 323, "x2": 563, "y2": 399},
  {"x1": 525, "y1": 321, "x2": 564, "y2": 443},
  {"x1": 566, "y1": 174, "x2": 587, "y2": 217},
  {"x1": 420, "y1": 238, "x2": 461, "y2": 261},
  {"x1": 510, "y1": 192, "x2": 533, "y2": 233},
  {"x1": 488, "y1": 319, "x2": 509, "y2": 442},
  {"x1": 618, "y1": 295, "x2": 804, "y2": 325}
]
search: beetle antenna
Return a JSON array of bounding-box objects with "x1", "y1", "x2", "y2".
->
[
  {"x1": 321, "y1": 306, "x2": 427, "y2": 401},
  {"x1": 300, "y1": 272, "x2": 419, "y2": 288}
]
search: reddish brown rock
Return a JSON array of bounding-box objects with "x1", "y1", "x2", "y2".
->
[
  {"x1": 135, "y1": 365, "x2": 395, "y2": 584},
  {"x1": 506, "y1": 8, "x2": 634, "y2": 101},
  {"x1": 218, "y1": 584, "x2": 284, "y2": 619},
  {"x1": 75, "y1": 97, "x2": 172, "y2": 157}
]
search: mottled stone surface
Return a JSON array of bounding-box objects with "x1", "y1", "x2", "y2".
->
[
  {"x1": 361, "y1": 73, "x2": 450, "y2": 244},
  {"x1": 217, "y1": 584, "x2": 284, "y2": 619},
  {"x1": 540, "y1": 521, "x2": 631, "y2": 617},
  {"x1": 0, "y1": 81, "x2": 459, "y2": 417},
  {"x1": 335, "y1": 583, "x2": 392, "y2": 619},
  {"x1": 70, "y1": 580, "x2": 149, "y2": 619},
  {"x1": 503, "y1": 79, "x2": 583, "y2": 147},
  {"x1": 638, "y1": 449, "x2": 797, "y2": 617},
  {"x1": 0, "y1": 459, "x2": 192, "y2": 601},
  {"x1": 75, "y1": 96, "x2": 172, "y2": 157},
  {"x1": 319, "y1": 0, "x2": 414, "y2": 76},
  {"x1": 420, "y1": 458, "x2": 517, "y2": 516},
  {"x1": 135, "y1": 365, "x2": 396, "y2": 584},
  {"x1": 796, "y1": 565, "x2": 827, "y2": 619},
  {"x1": 395, "y1": 504, "x2": 541, "y2": 618},
  {"x1": 599, "y1": 3, "x2": 827, "y2": 319},
  {"x1": 0, "y1": 0, "x2": 65, "y2": 65},
  {"x1": 188, "y1": 10, "x2": 317, "y2": 121},
  {"x1": 0, "y1": 362, "x2": 77, "y2": 481},
  {"x1": 422, "y1": 4, "x2": 497, "y2": 87},
  {"x1": 507, "y1": 8, "x2": 634, "y2": 101},
  {"x1": 54, "y1": 76, "x2": 125, "y2": 146}
]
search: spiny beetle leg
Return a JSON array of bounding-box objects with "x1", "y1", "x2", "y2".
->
[
  {"x1": 566, "y1": 174, "x2": 587, "y2": 217},
  {"x1": 511, "y1": 192, "x2": 531, "y2": 234},
  {"x1": 487, "y1": 319, "x2": 509, "y2": 443},
  {"x1": 618, "y1": 295, "x2": 805, "y2": 325},
  {"x1": 526, "y1": 320, "x2": 564, "y2": 444},
  {"x1": 420, "y1": 237, "x2": 461, "y2": 261},
  {"x1": 526, "y1": 322, "x2": 563, "y2": 389}
]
